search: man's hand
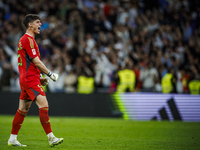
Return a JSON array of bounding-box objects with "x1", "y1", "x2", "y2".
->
[
  {"x1": 40, "y1": 78, "x2": 49, "y2": 86},
  {"x1": 47, "y1": 71, "x2": 59, "y2": 82}
]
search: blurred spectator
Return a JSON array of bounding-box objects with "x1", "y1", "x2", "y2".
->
[
  {"x1": 140, "y1": 62, "x2": 158, "y2": 92},
  {"x1": 54, "y1": 65, "x2": 66, "y2": 92},
  {"x1": 77, "y1": 71, "x2": 94, "y2": 94},
  {"x1": 188, "y1": 75, "x2": 200, "y2": 95},
  {"x1": 64, "y1": 68, "x2": 77, "y2": 93},
  {"x1": 117, "y1": 7, "x2": 129, "y2": 25},
  {"x1": 48, "y1": 64, "x2": 59, "y2": 93},
  {"x1": 83, "y1": 0, "x2": 97, "y2": 9},
  {"x1": 116, "y1": 64, "x2": 136, "y2": 93},
  {"x1": 161, "y1": 67, "x2": 177, "y2": 94},
  {"x1": 10, "y1": 71, "x2": 21, "y2": 92},
  {"x1": 132, "y1": 63, "x2": 142, "y2": 91},
  {"x1": 180, "y1": 68, "x2": 190, "y2": 93}
]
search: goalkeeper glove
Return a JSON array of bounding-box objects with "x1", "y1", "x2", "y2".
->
[{"x1": 47, "y1": 71, "x2": 59, "y2": 82}]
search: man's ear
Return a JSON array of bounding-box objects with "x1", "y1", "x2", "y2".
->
[{"x1": 29, "y1": 23, "x2": 32, "y2": 28}]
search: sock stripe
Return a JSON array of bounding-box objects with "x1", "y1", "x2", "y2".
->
[
  {"x1": 46, "y1": 120, "x2": 50, "y2": 123},
  {"x1": 17, "y1": 109, "x2": 27, "y2": 116},
  {"x1": 39, "y1": 107, "x2": 49, "y2": 111}
]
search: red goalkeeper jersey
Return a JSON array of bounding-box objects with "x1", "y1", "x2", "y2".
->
[{"x1": 18, "y1": 33, "x2": 41, "y2": 90}]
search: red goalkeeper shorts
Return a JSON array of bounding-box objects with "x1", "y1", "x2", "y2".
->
[{"x1": 20, "y1": 84, "x2": 46, "y2": 101}]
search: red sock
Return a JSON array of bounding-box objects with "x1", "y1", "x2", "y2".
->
[
  {"x1": 39, "y1": 107, "x2": 52, "y2": 134},
  {"x1": 11, "y1": 109, "x2": 27, "y2": 135}
]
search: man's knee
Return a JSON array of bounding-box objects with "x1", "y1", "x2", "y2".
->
[
  {"x1": 35, "y1": 95, "x2": 49, "y2": 108},
  {"x1": 19, "y1": 100, "x2": 32, "y2": 112},
  {"x1": 19, "y1": 104, "x2": 31, "y2": 112}
]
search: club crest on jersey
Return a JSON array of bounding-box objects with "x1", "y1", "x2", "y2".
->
[{"x1": 32, "y1": 49, "x2": 36, "y2": 55}]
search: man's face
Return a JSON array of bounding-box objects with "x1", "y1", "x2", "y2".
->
[{"x1": 29, "y1": 19, "x2": 42, "y2": 34}]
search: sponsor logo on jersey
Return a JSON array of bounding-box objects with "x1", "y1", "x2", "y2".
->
[{"x1": 32, "y1": 49, "x2": 36, "y2": 55}]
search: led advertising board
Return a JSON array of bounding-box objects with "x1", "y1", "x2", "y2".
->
[{"x1": 112, "y1": 93, "x2": 200, "y2": 122}]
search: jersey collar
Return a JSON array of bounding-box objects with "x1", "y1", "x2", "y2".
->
[{"x1": 25, "y1": 33, "x2": 33, "y2": 37}]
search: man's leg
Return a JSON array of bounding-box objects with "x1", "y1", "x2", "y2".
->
[
  {"x1": 8, "y1": 99, "x2": 32, "y2": 147},
  {"x1": 35, "y1": 95, "x2": 52, "y2": 135},
  {"x1": 35, "y1": 95, "x2": 63, "y2": 147}
]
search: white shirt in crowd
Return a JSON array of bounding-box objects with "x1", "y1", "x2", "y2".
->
[{"x1": 140, "y1": 67, "x2": 158, "y2": 89}]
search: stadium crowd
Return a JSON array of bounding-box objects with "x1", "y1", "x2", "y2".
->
[{"x1": 0, "y1": 0, "x2": 200, "y2": 94}]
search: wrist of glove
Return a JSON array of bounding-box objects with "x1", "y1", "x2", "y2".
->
[{"x1": 47, "y1": 71, "x2": 59, "y2": 82}]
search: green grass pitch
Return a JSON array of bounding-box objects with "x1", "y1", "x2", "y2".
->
[{"x1": 0, "y1": 115, "x2": 199, "y2": 150}]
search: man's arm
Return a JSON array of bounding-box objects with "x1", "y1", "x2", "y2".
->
[
  {"x1": 32, "y1": 56, "x2": 58, "y2": 81},
  {"x1": 32, "y1": 56, "x2": 49, "y2": 74}
]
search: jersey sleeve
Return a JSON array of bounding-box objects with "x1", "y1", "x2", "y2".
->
[{"x1": 23, "y1": 37, "x2": 39, "y2": 59}]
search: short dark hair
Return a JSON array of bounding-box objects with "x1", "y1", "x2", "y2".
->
[{"x1": 23, "y1": 14, "x2": 41, "y2": 28}]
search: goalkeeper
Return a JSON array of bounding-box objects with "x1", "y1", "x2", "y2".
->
[{"x1": 8, "y1": 14, "x2": 63, "y2": 147}]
